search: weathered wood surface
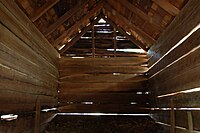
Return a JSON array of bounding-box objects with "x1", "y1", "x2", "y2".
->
[
  {"x1": 59, "y1": 15, "x2": 102, "y2": 53},
  {"x1": 60, "y1": 74, "x2": 147, "y2": 83},
  {"x1": 60, "y1": 66, "x2": 147, "y2": 76},
  {"x1": 29, "y1": 0, "x2": 60, "y2": 22},
  {"x1": 0, "y1": 1, "x2": 59, "y2": 66},
  {"x1": 103, "y1": 3, "x2": 156, "y2": 45},
  {"x1": 150, "y1": 46, "x2": 200, "y2": 96},
  {"x1": 152, "y1": 0, "x2": 180, "y2": 16},
  {"x1": 103, "y1": 16, "x2": 148, "y2": 51},
  {"x1": 59, "y1": 93, "x2": 149, "y2": 104},
  {"x1": 43, "y1": 0, "x2": 89, "y2": 37},
  {"x1": 53, "y1": 1, "x2": 103, "y2": 46},
  {"x1": 148, "y1": 0, "x2": 200, "y2": 67},
  {"x1": 0, "y1": 0, "x2": 59, "y2": 113},
  {"x1": 58, "y1": 104, "x2": 150, "y2": 113},
  {"x1": 148, "y1": 29, "x2": 200, "y2": 77},
  {"x1": 59, "y1": 82, "x2": 147, "y2": 93},
  {"x1": 156, "y1": 92, "x2": 200, "y2": 108},
  {"x1": 116, "y1": 0, "x2": 164, "y2": 31},
  {"x1": 148, "y1": 0, "x2": 200, "y2": 111},
  {"x1": 59, "y1": 57, "x2": 147, "y2": 66},
  {"x1": 59, "y1": 56, "x2": 148, "y2": 112},
  {"x1": 153, "y1": 110, "x2": 200, "y2": 131}
]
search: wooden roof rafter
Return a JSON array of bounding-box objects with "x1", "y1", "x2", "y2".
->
[
  {"x1": 59, "y1": 14, "x2": 103, "y2": 54},
  {"x1": 29, "y1": 0, "x2": 60, "y2": 22},
  {"x1": 43, "y1": 0, "x2": 90, "y2": 37},
  {"x1": 116, "y1": 0, "x2": 164, "y2": 32},
  {"x1": 53, "y1": 0, "x2": 104, "y2": 47},
  {"x1": 152, "y1": 0, "x2": 180, "y2": 16},
  {"x1": 102, "y1": 16, "x2": 148, "y2": 51},
  {"x1": 103, "y1": 3, "x2": 156, "y2": 45}
]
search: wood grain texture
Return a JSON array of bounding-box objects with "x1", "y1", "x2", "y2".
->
[
  {"x1": 0, "y1": 1, "x2": 59, "y2": 113},
  {"x1": 148, "y1": 0, "x2": 200, "y2": 66}
]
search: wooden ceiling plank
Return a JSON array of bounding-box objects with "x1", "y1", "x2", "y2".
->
[
  {"x1": 59, "y1": 15, "x2": 102, "y2": 54},
  {"x1": 53, "y1": 1, "x2": 103, "y2": 47},
  {"x1": 116, "y1": 0, "x2": 164, "y2": 31},
  {"x1": 103, "y1": 16, "x2": 148, "y2": 51},
  {"x1": 152, "y1": 0, "x2": 180, "y2": 16},
  {"x1": 103, "y1": 3, "x2": 156, "y2": 45},
  {"x1": 43, "y1": 0, "x2": 90, "y2": 37},
  {"x1": 29, "y1": 0, "x2": 60, "y2": 22}
]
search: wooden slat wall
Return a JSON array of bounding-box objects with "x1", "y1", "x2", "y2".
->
[
  {"x1": 148, "y1": 0, "x2": 200, "y2": 132},
  {"x1": 0, "y1": 0, "x2": 59, "y2": 113},
  {"x1": 58, "y1": 57, "x2": 149, "y2": 113}
]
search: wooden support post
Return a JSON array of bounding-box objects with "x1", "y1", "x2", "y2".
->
[
  {"x1": 187, "y1": 111, "x2": 193, "y2": 132},
  {"x1": 34, "y1": 99, "x2": 41, "y2": 133},
  {"x1": 92, "y1": 24, "x2": 95, "y2": 58},
  {"x1": 113, "y1": 28, "x2": 117, "y2": 57},
  {"x1": 170, "y1": 98, "x2": 175, "y2": 133}
]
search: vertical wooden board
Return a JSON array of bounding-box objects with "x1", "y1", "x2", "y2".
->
[
  {"x1": 192, "y1": 111, "x2": 200, "y2": 131},
  {"x1": 152, "y1": 111, "x2": 188, "y2": 129}
]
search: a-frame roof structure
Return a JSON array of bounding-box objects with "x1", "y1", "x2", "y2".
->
[{"x1": 16, "y1": 0, "x2": 188, "y2": 57}]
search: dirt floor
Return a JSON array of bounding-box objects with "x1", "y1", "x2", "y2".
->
[{"x1": 45, "y1": 115, "x2": 160, "y2": 133}]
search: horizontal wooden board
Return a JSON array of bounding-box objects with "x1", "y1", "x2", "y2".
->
[
  {"x1": 59, "y1": 57, "x2": 148, "y2": 67},
  {"x1": 0, "y1": 90, "x2": 57, "y2": 104},
  {"x1": 0, "y1": 78, "x2": 56, "y2": 96},
  {"x1": 148, "y1": 29, "x2": 200, "y2": 76},
  {"x1": 59, "y1": 92, "x2": 149, "y2": 104},
  {"x1": 0, "y1": 103, "x2": 56, "y2": 114},
  {"x1": 150, "y1": 46, "x2": 200, "y2": 95},
  {"x1": 156, "y1": 91, "x2": 200, "y2": 108},
  {"x1": 58, "y1": 104, "x2": 150, "y2": 113},
  {"x1": 0, "y1": 24, "x2": 58, "y2": 77},
  {"x1": 60, "y1": 66, "x2": 148, "y2": 76},
  {"x1": 0, "y1": 44, "x2": 58, "y2": 87},
  {"x1": 148, "y1": 0, "x2": 200, "y2": 66},
  {"x1": 0, "y1": 1, "x2": 59, "y2": 65},
  {"x1": 60, "y1": 74, "x2": 147, "y2": 83},
  {"x1": 59, "y1": 82, "x2": 147, "y2": 93},
  {"x1": 0, "y1": 62, "x2": 57, "y2": 90}
]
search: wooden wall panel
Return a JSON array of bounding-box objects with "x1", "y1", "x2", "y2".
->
[
  {"x1": 59, "y1": 57, "x2": 148, "y2": 113},
  {"x1": 148, "y1": 0, "x2": 200, "y2": 66},
  {"x1": 148, "y1": 0, "x2": 200, "y2": 106},
  {"x1": 147, "y1": 0, "x2": 200, "y2": 131},
  {"x1": 0, "y1": 1, "x2": 59, "y2": 113}
]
